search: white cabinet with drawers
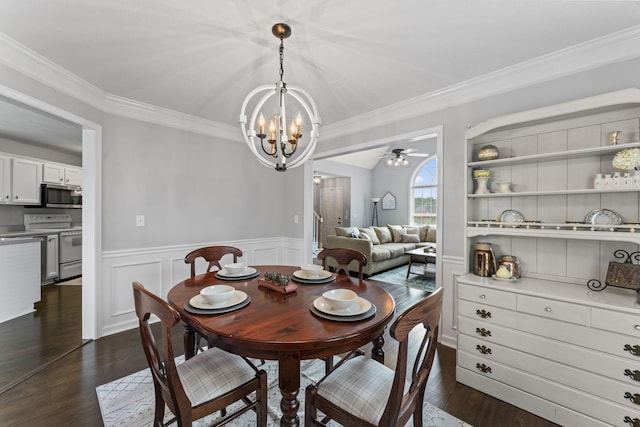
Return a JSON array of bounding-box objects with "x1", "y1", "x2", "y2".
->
[
  {"x1": 459, "y1": 89, "x2": 640, "y2": 427},
  {"x1": 457, "y1": 279, "x2": 640, "y2": 426}
]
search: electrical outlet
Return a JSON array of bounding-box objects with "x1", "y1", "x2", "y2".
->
[
  {"x1": 293, "y1": 215, "x2": 299, "y2": 224},
  {"x1": 136, "y1": 215, "x2": 145, "y2": 227}
]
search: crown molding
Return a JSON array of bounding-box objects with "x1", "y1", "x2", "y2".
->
[
  {"x1": 0, "y1": 32, "x2": 106, "y2": 111},
  {"x1": 103, "y1": 95, "x2": 240, "y2": 141},
  {"x1": 321, "y1": 25, "x2": 640, "y2": 141}
]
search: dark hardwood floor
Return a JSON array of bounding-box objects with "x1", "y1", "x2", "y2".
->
[{"x1": 0, "y1": 279, "x2": 558, "y2": 427}]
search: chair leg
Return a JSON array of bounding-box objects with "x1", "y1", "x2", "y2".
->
[
  {"x1": 152, "y1": 385, "x2": 165, "y2": 427},
  {"x1": 257, "y1": 371, "x2": 268, "y2": 427},
  {"x1": 324, "y1": 356, "x2": 333, "y2": 375}
]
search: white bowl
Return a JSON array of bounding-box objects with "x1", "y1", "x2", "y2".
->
[
  {"x1": 301, "y1": 264, "x2": 324, "y2": 278},
  {"x1": 200, "y1": 285, "x2": 235, "y2": 305},
  {"x1": 223, "y1": 262, "x2": 246, "y2": 275},
  {"x1": 322, "y1": 289, "x2": 358, "y2": 311}
]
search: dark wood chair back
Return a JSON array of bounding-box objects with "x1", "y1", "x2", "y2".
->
[
  {"x1": 184, "y1": 246, "x2": 243, "y2": 277},
  {"x1": 317, "y1": 248, "x2": 367, "y2": 284},
  {"x1": 381, "y1": 286, "x2": 443, "y2": 425},
  {"x1": 305, "y1": 287, "x2": 443, "y2": 427},
  {"x1": 132, "y1": 281, "x2": 267, "y2": 426}
]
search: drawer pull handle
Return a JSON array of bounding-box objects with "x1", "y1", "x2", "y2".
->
[
  {"x1": 625, "y1": 392, "x2": 640, "y2": 405},
  {"x1": 476, "y1": 363, "x2": 492, "y2": 374},
  {"x1": 479, "y1": 294, "x2": 486, "y2": 299},
  {"x1": 624, "y1": 344, "x2": 640, "y2": 356},
  {"x1": 476, "y1": 327, "x2": 492, "y2": 337},
  {"x1": 635, "y1": 325, "x2": 640, "y2": 331},
  {"x1": 624, "y1": 416, "x2": 640, "y2": 427},
  {"x1": 625, "y1": 370, "x2": 640, "y2": 382},
  {"x1": 476, "y1": 345, "x2": 492, "y2": 355},
  {"x1": 476, "y1": 309, "x2": 492, "y2": 319},
  {"x1": 544, "y1": 307, "x2": 552, "y2": 312}
]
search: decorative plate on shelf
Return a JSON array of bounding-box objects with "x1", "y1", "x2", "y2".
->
[
  {"x1": 499, "y1": 209, "x2": 525, "y2": 223},
  {"x1": 584, "y1": 209, "x2": 622, "y2": 226}
]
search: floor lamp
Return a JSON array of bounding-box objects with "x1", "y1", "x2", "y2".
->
[{"x1": 371, "y1": 198, "x2": 380, "y2": 226}]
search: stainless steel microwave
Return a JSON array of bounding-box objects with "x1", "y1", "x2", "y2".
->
[{"x1": 40, "y1": 184, "x2": 82, "y2": 208}]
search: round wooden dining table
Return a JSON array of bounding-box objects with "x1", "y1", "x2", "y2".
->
[{"x1": 167, "y1": 265, "x2": 395, "y2": 427}]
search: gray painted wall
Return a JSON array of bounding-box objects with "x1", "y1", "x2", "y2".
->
[{"x1": 101, "y1": 114, "x2": 296, "y2": 250}]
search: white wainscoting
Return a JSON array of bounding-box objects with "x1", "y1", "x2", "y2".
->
[
  {"x1": 100, "y1": 237, "x2": 304, "y2": 337},
  {"x1": 440, "y1": 255, "x2": 465, "y2": 349}
]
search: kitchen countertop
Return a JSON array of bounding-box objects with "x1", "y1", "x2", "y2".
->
[
  {"x1": 0, "y1": 227, "x2": 82, "y2": 238},
  {"x1": 0, "y1": 236, "x2": 41, "y2": 245}
]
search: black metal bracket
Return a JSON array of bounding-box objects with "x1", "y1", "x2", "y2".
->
[{"x1": 587, "y1": 250, "x2": 640, "y2": 291}]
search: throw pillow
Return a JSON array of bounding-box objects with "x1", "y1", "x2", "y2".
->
[
  {"x1": 387, "y1": 224, "x2": 405, "y2": 243},
  {"x1": 358, "y1": 227, "x2": 380, "y2": 245},
  {"x1": 373, "y1": 226, "x2": 392, "y2": 244},
  {"x1": 401, "y1": 234, "x2": 420, "y2": 243},
  {"x1": 425, "y1": 225, "x2": 437, "y2": 243},
  {"x1": 335, "y1": 226, "x2": 356, "y2": 238},
  {"x1": 404, "y1": 226, "x2": 420, "y2": 235},
  {"x1": 359, "y1": 233, "x2": 371, "y2": 241}
]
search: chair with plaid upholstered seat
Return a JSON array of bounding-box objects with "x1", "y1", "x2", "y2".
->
[
  {"x1": 304, "y1": 287, "x2": 443, "y2": 427},
  {"x1": 132, "y1": 282, "x2": 267, "y2": 427}
]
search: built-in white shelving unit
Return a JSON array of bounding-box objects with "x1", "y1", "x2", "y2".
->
[{"x1": 457, "y1": 88, "x2": 640, "y2": 427}]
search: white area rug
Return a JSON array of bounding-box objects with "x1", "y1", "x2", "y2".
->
[{"x1": 96, "y1": 357, "x2": 471, "y2": 427}]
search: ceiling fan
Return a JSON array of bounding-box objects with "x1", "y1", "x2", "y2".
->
[{"x1": 384, "y1": 148, "x2": 429, "y2": 168}]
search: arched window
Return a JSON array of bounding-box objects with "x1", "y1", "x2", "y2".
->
[{"x1": 410, "y1": 157, "x2": 437, "y2": 225}]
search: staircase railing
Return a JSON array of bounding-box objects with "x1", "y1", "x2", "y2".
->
[{"x1": 313, "y1": 210, "x2": 323, "y2": 249}]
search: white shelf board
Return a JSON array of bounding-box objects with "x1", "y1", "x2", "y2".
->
[
  {"x1": 466, "y1": 225, "x2": 640, "y2": 244},
  {"x1": 468, "y1": 187, "x2": 640, "y2": 198},
  {"x1": 468, "y1": 141, "x2": 640, "y2": 168}
]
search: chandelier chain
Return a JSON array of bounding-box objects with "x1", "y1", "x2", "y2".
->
[{"x1": 279, "y1": 37, "x2": 285, "y2": 82}]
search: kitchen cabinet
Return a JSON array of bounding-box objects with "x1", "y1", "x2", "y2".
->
[
  {"x1": 0, "y1": 155, "x2": 9, "y2": 203},
  {"x1": 459, "y1": 88, "x2": 640, "y2": 426},
  {"x1": 11, "y1": 158, "x2": 41, "y2": 204},
  {"x1": 42, "y1": 163, "x2": 82, "y2": 187},
  {"x1": 0, "y1": 237, "x2": 41, "y2": 323}
]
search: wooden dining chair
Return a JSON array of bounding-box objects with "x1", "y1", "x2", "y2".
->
[
  {"x1": 305, "y1": 287, "x2": 443, "y2": 427},
  {"x1": 132, "y1": 282, "x2": 267, "y2": 427},
  {"x1": 317, "y1": 247, "x2": 367, "y2": 284},
  {"x1": 184, "y1": 245, "x2": 244, "y2": 354},
  {"x1": 184, "y1": 245, "x2": 243, "y2": 277},
  {"x1": 316, "y1": 247, "x2": 369, "y2": 373}
]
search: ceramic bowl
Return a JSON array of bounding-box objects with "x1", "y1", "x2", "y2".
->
[
  {"x1": 301, "y1": 264, "x2": 324, "y2": 278},
  {"x1": 200, "y1": 285, "x2": 235, "y2": 305},
  {"x1": 223, "y1": 262, "x2": 246, "y2": 275},
  {"x1": 322, "y1": 289, "x2": 358, "y2": 311}
]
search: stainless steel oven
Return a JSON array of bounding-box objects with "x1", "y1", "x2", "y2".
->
[{"x1": 59, "y1": 229, "x2": 82, "y2": 280}]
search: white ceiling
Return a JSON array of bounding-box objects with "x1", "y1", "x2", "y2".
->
[{"x1": 0, "y1": 1, "x2": 639, "y2": 159}]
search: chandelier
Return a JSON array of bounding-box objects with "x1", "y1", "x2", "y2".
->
[
  {"x1": 240, "y1": 23, "x2": 321, "y2": 172},
  {"x1": 385, "y1": 148, "x2": 410, "y2": 169}
]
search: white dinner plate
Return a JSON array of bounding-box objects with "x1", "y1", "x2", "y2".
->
[
  {"x1": 313, "y1": 296, "x2": 371, "y2": 317},
  {"x1": 584, "y1": 208, "x2": 622, "y2": 226},
  {"x1": 216, "y1": 267, "x2": 258, "y2": 278},
  {"x1": 499, "y1": 209, "x2": 525, "y2": 223},
  {"x1": 189, "y1": 290, "x2": 248, "y2": 309},
  {"x1": 293, "y1": 269, "x2": 333, "y2": 281}
]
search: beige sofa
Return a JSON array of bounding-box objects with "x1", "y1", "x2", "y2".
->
[{"x1": 324, "y1": 224, "x2": 436, "y2": 276}]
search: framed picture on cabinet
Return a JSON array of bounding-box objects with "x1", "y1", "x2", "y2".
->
[{"x1": 381, "y1": 192, "x2": 396, "y2": 210}]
